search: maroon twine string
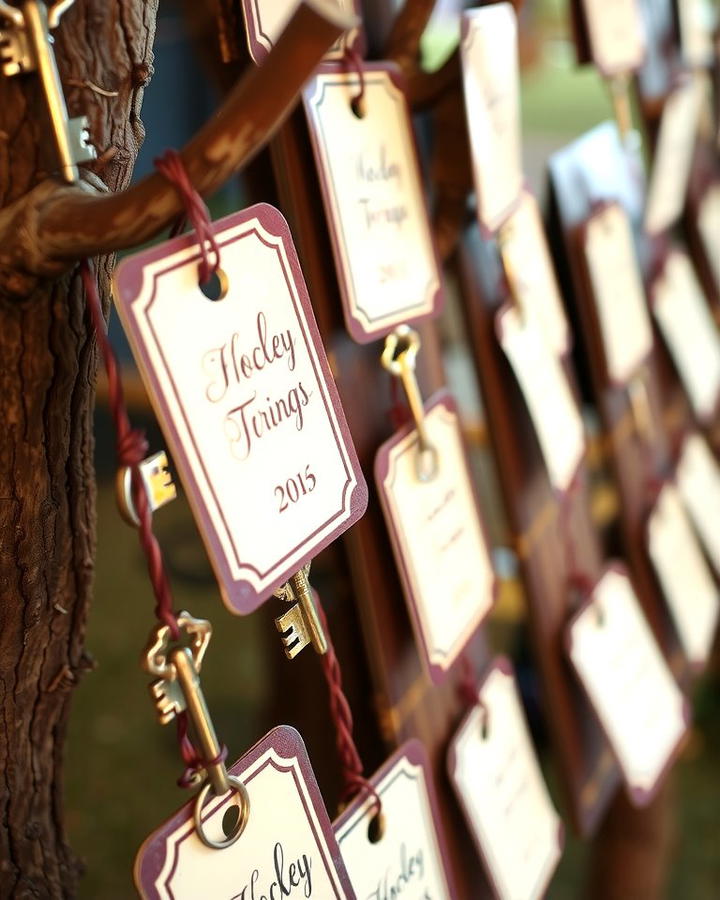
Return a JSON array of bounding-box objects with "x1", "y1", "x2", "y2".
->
[
  {"x1": 81, "y1": 260, "x2": 179, "y2": 640},
  {"x1": 342, "y1": 45, "x2": 366, "y2": 115},
  {"x1": 315, "y1": 600, "x2": 382, "y2": 819},
  {"x1": 81, "y1": 260, "x2": 228, "y2": 786},
  {"x1": 458, "y1": 655, "x2": 490, "y2": 735},
  {"x1": 154, "y1": 149, "x2": 221, "y2": 285},
  {"x1": 558, "y1": 475, "x2": 595, "y2": 599}
]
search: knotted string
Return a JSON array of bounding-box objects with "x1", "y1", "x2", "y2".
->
[{"x1": 81, "y1": 153, "x2": 227, "y2": 785}]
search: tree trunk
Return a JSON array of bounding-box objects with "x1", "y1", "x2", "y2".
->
[{"x1": 0, "y1": 2, "x2": 157, "y2": 896}]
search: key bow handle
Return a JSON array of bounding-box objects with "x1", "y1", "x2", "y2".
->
[
  {"x1": 381, "y1": 325, "x2": 421, "y2": 376},
  {"x1": 142, "y1": 611, "x2": 213, "y2": 679}
]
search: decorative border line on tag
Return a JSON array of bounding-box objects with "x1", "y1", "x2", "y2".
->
[
  {"x1": 333, "y1": 740, "x2": 457, "y2": 898},
  {"x1": 114, "y1": 204, "x2": 368, "y2": 614},
  {"x1": 447, "y1": 656, "x2": 565, "y2": 900},
  {"x1": 572, "y1": 200, "x2": 653, "y2": 388},
  {"x1": 303, "y1": 62, "x2": 444, "y2": 344},
  {"x1": 374, "y1": 389, "x2": 496, "y2": 684},
  {"x1": 134, "y1": 725, "x2": 354, "y2": 899},
  {"x1": 564, "y1": 562, "x2": 691, "y2": 808}
]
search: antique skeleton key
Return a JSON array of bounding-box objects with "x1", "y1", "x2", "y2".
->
[
  {"x1": 0, "y1": 0, "x2": 96, "y2": 182},
  {"x1": 382, "y1": 326, "x2": 439, "y2": 482},
  {"x1": 274, "y1": 564, "x2": 328, "y2": 658},
  {"x1": 116, "y1": 450, "x2": 177, "y2": 527},
  {"x1": 142, "y1": 612, "x2": 229, "y2": 796}
]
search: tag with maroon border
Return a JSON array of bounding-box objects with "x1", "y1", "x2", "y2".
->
[
  {"x1": 677, "y1": 0, "x2": 715, "y2": 68},
  {"x1": 496, "y1": 303, "x2": 585, "y2": 494},
  {"x1": 460, "y1": 4, "x2": 523, "y2": 234},
  {"x1": 447, "y1": 657, "x2": 564, "y2": 900},
  {"x1": 374, "y1": 390, "x2": 495, "y2": 683},
  {"x1": 573, "y1": 0, "x2": 646, "y2": 76},
  {"x1": 578, "y1": 202, "x2": 653, "y2": 386},
  {"x1": 114, "y1": 203, "x2": 368, "y2": 615},
  {"x1": 647, "y1": 481, "x2": 720, "y2": 670},
  {"x1": 650, "y1": 248, "x2": 720, "y2": 423},
  {"x1": 134, "y1": 726, "x2": 355, "y2": 899},
  {"x1": 698, "y1": 182, "x2": 720, "y2": 291},
  {"x1": 302, "y1": 62, "x2": 443, "y2": 344},
  {"x1": 644, "y1": 74, "x2": 704, "y2": 236},
  {"x1": 240, "y1": 0, "x2": 363, "y2": 65},
  {"x1": 499, "y1": 189, "x2": 571, "y2": 356},
  {"x1": 677, "y1": 432, "x2": 720, "y2": 576},
  {"x1": 565, "y1": 564, "x2": 689, "y2": 806},
  {"x1": 333, "y1": 741, "x2": 455, "y2": 899}
]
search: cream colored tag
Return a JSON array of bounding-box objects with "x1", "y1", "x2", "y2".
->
[
  {"x1": 677, "y1": 433, "x2": 720, "y2": 576},
  {"x1": 583, "y1": 0, "x2": 646, "y2": 74},
  {"x1": 645, "y1": 75, "x2": 704, "y2": 235},
  {"x1": 241, "y1": 0, "x2": 359, "y2": 64},
  {"x1": 652, "y1": 249, "x2": 720, "y2": 421},
  {"x1": 498, "y1": 305, "x2": 585, "y2": 492},
  {"x1": 460, "y1": 4, "x2": 523, "y2": 233},
  {"x1": 567, "y1": 568, "x2": 688, "y2": 803},
  {"x1": 648, "y1": 483, "x2": 719, "y2": 667},
  {"x1": 376, "y1": 394, "x2": 495, "y2": 681},
  {"x1": 500, "y1": 190, "x2": 571, "y2": 356},
  {"x1": 134, "y1": 728, "x2": 352, "y2": 899},
  {"x1": 448, "y1": 660, "x2": 563, "y2": 900},
  {"x1": 304, "y1": 67, "x2": 442, "y2": 343},
  {"x1": 114, "y1": 206, "x2": 366, "y2": 614},
  {"x1": 335, "y1": 744, "x2": 453, "y2": 899},
  {"x1": 583, "y1": 204, "x2": 653, "y2": 383},
  {"x1": 677, "y1": 0, "x2": 715, "y2": 67},
  {"x1": 698, "y1": 182, "x2": 720, "y2": 291}
]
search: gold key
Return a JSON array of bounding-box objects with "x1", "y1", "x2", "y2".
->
[
  {"x1": 381, "y1": 326, "x2": 439, "y2": 482},
  {"x1": 0, "y1": 1, "x2": 96, "y2": 182},
  {"x1": 142, "y1": 612, "x2": 229, "y2": 796},
  {"x1": 274, "y1": 564, "x2": 328, "y2": 658}
]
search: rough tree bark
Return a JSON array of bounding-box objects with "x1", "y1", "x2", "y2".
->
[{"x1": 0, "y1": 2, "x2": 158, "y2": 896}]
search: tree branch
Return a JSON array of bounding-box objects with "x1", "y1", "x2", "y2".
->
[{"x1": 0, "y1": 0, "x2": 352, "y2": 292}]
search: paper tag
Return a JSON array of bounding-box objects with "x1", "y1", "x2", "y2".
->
[
  {"x1": 114, "y1": 204, "x2": 367, "y2": 615},
  {"x1": 334, "y1": 741, "x2": 454, "y2": 899},
  {"x1": 240, "y1": 0, "x2": 360, "y2": 64},
  {"x1": 698, "y1": 182, "x2": 720, "y2": 292},
  {"x1": 566, "y1": 566, "x2": 689, "y2": 805},
  {"x1": 447, "y1": 657, "x2": 563, "y2": 900},
  {"x1": 648, "y1": 482, "x2": 719, "y2": 667},
  {"x1": 499, "y1": 190, "x2": 571, "y2": 356},
  {"x1": 497, "y1": 306, "x2": 585, "y2": 493},
  {"x1": 374, "y1": 391, "x2": 495, "y2": 683},
  {"x1": 460, "y1": 4, "x2": 523, "y2": 233},
  {"x1": 651, "y1": 249, "x2": 720, "y2": 422},
  {"x1": 580, "y1": 0, "x2": 646, "y2": 75},
  {"x1": 582, "y1": 203, "x2": 653, "y2": 384},
  {"x1": 677, "y1": 0, "x2": 715, "y2": 68},
  {"x1": 644, "y1": 75, "x2": 704, "y2": 235},
  {"x1": 134, "y1": 726, "x2": 354, "y2": 899},
  {"x1": 303, "y1": 64, "x2": 443, "y2": 343},
  {"x1": 677, "y1": 433, "x2": 720, "y2": 576}
]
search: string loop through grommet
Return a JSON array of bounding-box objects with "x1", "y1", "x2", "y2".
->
[
  {"x1": 343, "y1": 44, "x2": 366, "y2": 118},
  {"x1": 381, "y1": 326, "x2": 439, "y2": 482},
  {"x1": 154, "y1": 149, "x2": 223, "y2": 288},
  {"x1": 194, "y1": 775, "x2": 250, "y2": 850}
]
